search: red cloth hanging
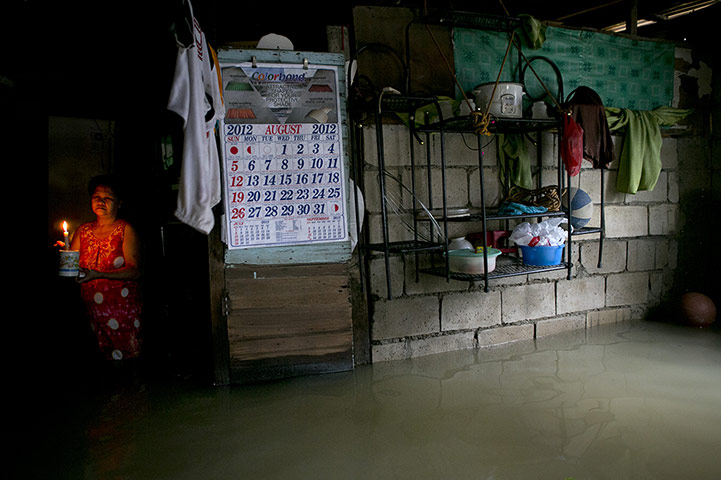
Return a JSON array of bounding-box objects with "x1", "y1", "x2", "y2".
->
[{"x1": 561, "y1": 113, "x2": 584, "y2": 177}]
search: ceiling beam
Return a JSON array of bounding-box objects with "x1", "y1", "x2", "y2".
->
[{"x1": 626, "y1": 0, "x2": 639, "y2": 35}]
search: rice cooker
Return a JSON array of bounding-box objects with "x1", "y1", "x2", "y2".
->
[{"x1": 472, "y1": 82, "x2": 524, "y2": 118}]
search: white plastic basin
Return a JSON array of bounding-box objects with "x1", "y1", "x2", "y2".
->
[{"x1": 447, "y1": 248, "x2": 502, "y2": 274}]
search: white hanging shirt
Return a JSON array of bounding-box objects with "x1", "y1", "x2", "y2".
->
[{"x1": 167, "y1": 11, "x2": 225, "y2": 234}]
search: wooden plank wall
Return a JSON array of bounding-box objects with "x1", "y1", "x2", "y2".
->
[{"x1": 225, "y1": 263, "x2": 354, "y2": 383}]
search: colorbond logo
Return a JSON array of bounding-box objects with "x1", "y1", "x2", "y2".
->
[{"x1": 250, "y1": 70, "x2": 308, "y2": 82}]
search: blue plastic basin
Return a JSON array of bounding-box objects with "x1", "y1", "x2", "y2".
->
[{"x1": 519, "y1": 245, "x2": 565, "y2": 266}]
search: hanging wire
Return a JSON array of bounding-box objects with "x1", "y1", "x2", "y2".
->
[
  {"x1": 459, "y1": 131, "x2": 496, "y2": 151},
  {"x1": 381, "y1": 169, "x2": 446, "y2": 243}
]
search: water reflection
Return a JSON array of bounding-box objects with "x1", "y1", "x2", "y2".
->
[{"x1": 24, "y1": 320, "x2": 721, "y2": 479}]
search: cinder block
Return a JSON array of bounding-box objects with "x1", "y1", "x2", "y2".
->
[
  {"x1": 441, "y1": 290, "x2": 502, "y2": 331},
  {"x1": 406, "y1": 167, "x2": 469, "y2": 209},
  {"x1": 586, "y1": 307, "x2": 632, "y2": 327},
  {"x1": 469, "y1": 167, "x2": 503, "y2": 208},
  {"x1": 371, "y1": 341, "x2": 406, "y2": 363},
  {"x1": 477, "y1": 324, "x2": 534, "y2": 347},
  {"x1": 536, "y1": 315, "x2": 586, "y2": 337},
  {"x1": 628, "y1": 172, "x2": 667, "y2": 203},
  {"x1": 627, "y1": 239, "x2": 656, "y2": 271},
  {"x1": 650, "y1": 271, "x2": 674, "y2": 301},
  {"x1": 654, "y1": 238, "x2": 670, "y2": 269},
  {"x1": 527, "y1": 130, "x2": 558, "y2": 168},
  {"x1": 603, "y1": 169, "x2": 628, "y2": 204},
  {"x1": 667, "y1": 171, "x2": 680, "y2": 203},
  {"x1": 363, "y1": 168, "x2": 388, "y2": 214},
  {"x1": 606, "y1": 272, "x2": 649, "y2": 307},
  {"x1": 367, "y1": 212, "x2": 417, "y2": 244},
  {"x1": 557, "y1": 276, "x2": 606, "y2": 314},
  {"x1": 404, "y1": 331, "x2": 476, "y2": 358},
  {"x1": 649, "y1": 204, "x2": 680, "y2": 235},
  {"x1": 669, "y1": 239, "x2": 678, "y2": 269},
  {"x1": 677, "y1": 137, "x2": 710, "y2": 171},
  {"x1": 502, "y1": 282, "x2": 556, "y2": 323},
  {"x1": 371, "y1": 330, "x2": 477, "y2": 362},
  {"x1": 581, "y1": 239, "x2": 626, "y2": 274},
  {"x1": 605, "y1": 205, "x2": 648, "y2": 238},
  {"x1": 363, "y1": 124, "x2": 419, "y2": 168},
  {"x1": 660, "y1": 137, "x2": 677, "y2": 169},
  {"x1": 369, "y1": 256, "x2": 405, "y2": 298},
  {"x1": 679, "y1": 168, "x2": 712, "y2": 197},
  {"x1": 372, "y1": 295, "x2": 439, "y2": 341},
  {"x1": 535, "y1": 325, "x2": 586, "y2": 351},
  {"x1": 435, "y1": 133, "x2": 493, "y2": 167}
]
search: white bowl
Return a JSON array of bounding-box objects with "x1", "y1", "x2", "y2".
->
[{"x1": 447, "y1": 248, "x2": 502, "y2": 274}]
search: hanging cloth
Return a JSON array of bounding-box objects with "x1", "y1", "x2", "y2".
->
[
  {"x1": 516, "y1": 14, "x2": 547, "y2": 50},
  {"x1": 605, "y1": 106, "x2": 692, "y2": 194},
  {"x1": 167, "y1": 0, "x2": 225, "y2": 234},
  {"x1": 498, "y1": 133, "x2": 533, "y2": 190},
  {"x1": 564, "y1": 86, "x2": 615, "y2": 169}
]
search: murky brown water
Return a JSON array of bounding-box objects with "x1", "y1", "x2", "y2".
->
[{"x1": 16, "y1": 319, "x2": 721, "y2": 479}]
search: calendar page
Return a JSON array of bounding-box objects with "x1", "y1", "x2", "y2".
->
[{"x1": 220, "y1": 62, "x2": 347, "y2": 249}]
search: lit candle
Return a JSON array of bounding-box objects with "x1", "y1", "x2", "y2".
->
[{"x1": 63, "y1": 221, "x2": 70, "y2": 251}]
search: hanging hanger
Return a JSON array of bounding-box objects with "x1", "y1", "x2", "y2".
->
[{"x1": 171, "y1": 0, "x2": 195, "y2": 48}]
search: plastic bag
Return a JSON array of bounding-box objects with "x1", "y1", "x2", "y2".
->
[
  {"x1": 561, "y1": 113, "x2": 584, "y2": 177},
  {"x1": 510, "y1": 218, "x2": 568, "y2": 247}
]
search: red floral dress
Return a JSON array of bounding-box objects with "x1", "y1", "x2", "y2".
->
[{"x1": 77, "y1": 219, "x2": 143, "y2": 361}]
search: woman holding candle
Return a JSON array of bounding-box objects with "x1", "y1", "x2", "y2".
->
[{"x1": 70, "y1": 174, "x2": 144, "y2": 363}]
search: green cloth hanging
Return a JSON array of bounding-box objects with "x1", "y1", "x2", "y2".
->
[
  {"x1": 605, "y1": 106, "x2": 693, "y2": 194},
  {"x1": 498, "y1": 134, "x2": 533, "y2": 190},
  {"x1": 517, "y1": 14, "x2": 547, "y2": 50}
]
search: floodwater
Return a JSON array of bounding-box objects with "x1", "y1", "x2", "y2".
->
[{"x1": 13, "y1": 319, "x2": 721, "y2": 480}]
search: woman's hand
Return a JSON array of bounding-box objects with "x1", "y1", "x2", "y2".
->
[
  {"x1": 76, "y1": 268, "x2": 99, "y2": 283},
  {"x1": 75, "y1": 263, "x2": 141, "y2": 284}
]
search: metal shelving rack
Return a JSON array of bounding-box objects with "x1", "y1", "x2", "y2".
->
[
  {"x1": 365, "y1": 10, "x2": 606, "y2": 298},
  {"x1": 369, "y1": 102, "x2": 606, "y2": 296},
  {"x1": 417, "y1": 113, "x2": 573, "y2": 292}
]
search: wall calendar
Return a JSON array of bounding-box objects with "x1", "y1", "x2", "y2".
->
[{"x1": 219, "y1": 62, "x2": 347, "y2": 249}]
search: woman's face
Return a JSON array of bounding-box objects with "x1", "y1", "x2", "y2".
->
[{"x1": 91, "y1": 186, "x2": 120, "y2": 219}]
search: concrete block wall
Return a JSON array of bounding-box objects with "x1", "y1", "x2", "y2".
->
[{"x1": 362, "y1": 124, "x2": 697, "y2": 363}]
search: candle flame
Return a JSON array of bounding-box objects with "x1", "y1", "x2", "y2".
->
[{"x1": 63, "y1": 221, "x2": 68, "y2": 233}]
